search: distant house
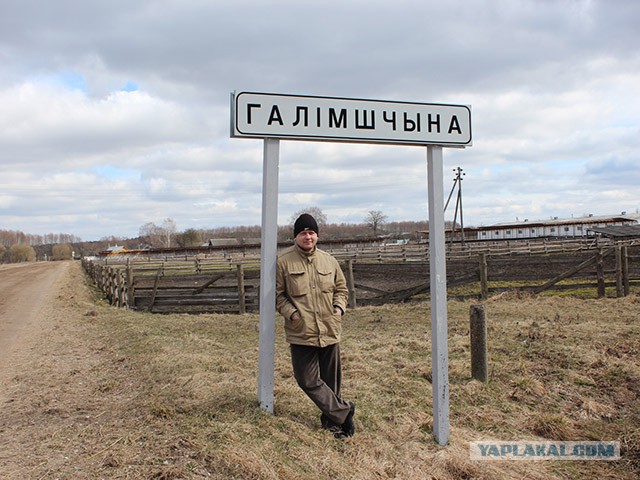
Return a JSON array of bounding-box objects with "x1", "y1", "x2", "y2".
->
[
  {"x1": 203, "y1": 238, "x2": 239, "y2": 247},
  {"x1": 202, "y1": 237, "x2": 262, "y2": 247},
  {"x1": 104, "y1": 245, "x2": 127, "y2": 254},
  {"x1": 467, "y1": 213, "x2": 638, "y2": 241},
  {"x1": 239, "y1": 237, "x2": 262, "y2": 246}
]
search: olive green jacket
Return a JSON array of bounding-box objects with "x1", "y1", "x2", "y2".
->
[{"x1": 276, "y1": 244, "x2": 349, "y2": 347}]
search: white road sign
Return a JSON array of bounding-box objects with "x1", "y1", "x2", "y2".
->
[
  {"x1": 231, "y1": 89, "x2": 472, "y2": 446},
  {"x1": 231, "y1": 92, "x2": 472, "y2": 147}
]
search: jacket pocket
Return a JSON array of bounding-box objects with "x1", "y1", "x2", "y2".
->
[
  {"x1": 287, "y1": 315, "x2": 305, "y2": 333},
  {"x1": 287, "y1": 270, "x2": 308, "y2": 296},
  {"x1": 325, "y1": 311, "x2": 342, "y2": 339},
  {"x1": 317, "y1": 269, "x2": 334, "y2": 293}
]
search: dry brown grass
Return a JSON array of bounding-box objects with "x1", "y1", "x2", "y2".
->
[{"x1": 1, "y1": 263, "x2": 638, "y2": 479}]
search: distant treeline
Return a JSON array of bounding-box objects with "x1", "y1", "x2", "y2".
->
[
  {"x1": 199, "y1": 220, "x2": 430, "y2": 243},
  {"x1": 0, "y1": 219, "x2": 432, "y2": 261},
  {"x1": 0, "y1": 230, "x2": 81, "y2": 247}
]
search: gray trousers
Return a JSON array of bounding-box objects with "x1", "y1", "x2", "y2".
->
[{"x1": 290, "y1": 343, "x2": 351, "y2": 425}]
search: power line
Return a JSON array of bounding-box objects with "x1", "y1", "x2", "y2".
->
[{"x1": 444, "y1": 167, "x2": 465, "y2": 246}]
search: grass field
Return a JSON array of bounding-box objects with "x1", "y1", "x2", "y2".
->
[{"x1": 69, "y1": 273, "x2": 638, "y2": 480}]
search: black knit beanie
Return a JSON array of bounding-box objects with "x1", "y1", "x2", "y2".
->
[{"x1": 294, "y1": 213, "x2": 319, "y2": 237}]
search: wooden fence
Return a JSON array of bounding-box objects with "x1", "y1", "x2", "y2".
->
[
  {"x1": 82, "y1": 237, "x2": 640, "y2": 313},
  {"x1": 325, "y1": 236, "x2": 613, "y2": 262},
  {"x1": 82, "y1": 255, "x2": 260, "y2": 314}
]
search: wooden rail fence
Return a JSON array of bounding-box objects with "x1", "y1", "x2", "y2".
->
[
  {"x1": 82, "y1": 238, "x2": 640, "y2": 313},
  {"x1": 82, "y1": 256, "x2": 260, "y2": 314}
]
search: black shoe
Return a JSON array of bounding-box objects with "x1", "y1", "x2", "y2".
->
[
  {"x1": 320, "y1": 414, "x2": 341, "y2": 432},
  {"x1": 334, "y1": 402, "x2": 355, "y2": 439}
]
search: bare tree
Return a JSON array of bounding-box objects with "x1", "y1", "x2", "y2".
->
[
  {"x1": 289, "y1": 207, "x2": 327, "y2": 227},
  {"x1": 365, "y1": 210, "x2": 388, "y2": 236},
  {"x1": 139, "y1": 222, "x2": 162, "y2": 247},
  {"x1": 139, "y1": 218, "x2": 177, "y2": 248},
  {"x1": 176, "y1": 228, "x2": 202, "y2": 247},
  {"x1": 160, "y1": 218, "x2": 177, "y2": 248}
]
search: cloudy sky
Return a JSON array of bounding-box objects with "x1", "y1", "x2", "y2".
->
[{"x1": 1, "y1": 0, "x2": 639, "y2": 241}]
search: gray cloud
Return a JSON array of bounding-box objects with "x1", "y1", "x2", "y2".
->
[{"x1": 1, "y1": 0, "x2": 639, "y2": 240}]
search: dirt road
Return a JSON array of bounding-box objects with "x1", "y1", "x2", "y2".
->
[
  {"x1": 0, "y1": 261, "x2": 128, "y2": 478},
  {"x1": 0, "y1": 261, "x2": 69, "y2": 373},
  {"x1": 0, "y1": 261, "x2": 211, "y2": 479}
]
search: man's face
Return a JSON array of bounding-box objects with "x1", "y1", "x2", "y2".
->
[{"x1": 295, "y1": 229, "x2": 318, "y2": 251}]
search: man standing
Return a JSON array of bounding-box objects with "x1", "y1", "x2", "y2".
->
[{"x1": 276, "y1": 213, "x2": 355, "y2": 438}]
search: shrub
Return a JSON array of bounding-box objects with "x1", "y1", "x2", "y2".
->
[
  {"x1": 9, "y1": 243, "x2": 36, "y2": 263},
  {"x1": 52, "y1": 243, "x2": 73, "y2": 261}
]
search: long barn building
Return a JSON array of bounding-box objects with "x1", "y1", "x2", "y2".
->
[{"x1": 462, "y1": 213, "x2": 639, "y2": 241}]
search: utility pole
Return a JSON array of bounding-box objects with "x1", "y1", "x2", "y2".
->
[{"x1": 444, "y1": 167, "x2": 465, "y2": 246}]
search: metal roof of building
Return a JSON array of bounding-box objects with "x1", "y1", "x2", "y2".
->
[
  {"x1": 586, "y1": 225, "x2": 640, "y2": 238},
  {"x1": 468, "y1": 214, "x2": 638, "y2": 231}
]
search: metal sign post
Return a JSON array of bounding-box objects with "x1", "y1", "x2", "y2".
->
[
  {"x1": 257, "y1": 138, "x2": 279, "y2": 413},
  {"x1": 231, "y1": 91, "x2": 471, "y2": 445},
  {"x1": 427, "y1": 146, "x2": 449, "y2": 445}
]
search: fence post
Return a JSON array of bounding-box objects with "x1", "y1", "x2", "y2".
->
[
  {"x1": 346, "y1": 259, "x2": 357, "y2": 309},
  {"x1": 95, "y1": 264, "x2": 101, "y2": 291},
  {"x1": 237, "y1": 263, "x2": 246, "y2": 314},
  {"x1": 479, "y1": 253, "x2": 489, "y2": 301},
  {"x1": 108, "y1": 267, "x2": 116, "y2": 305},
  {"x1": 118, "y1": 270, "x2": 126, "y2": 307},
  {"x1": 622, "y1": 245, "x2": 630, "y2": 296},
  {"x1": 112, "y1": 268, "x2": 119, "y2": 306},
  {"x1": 102, "y1": 266, "x2": 110, "y2": 302},
  {"x1": 470, "y1": 304, "x2": 488, "y2": 382},
  {"x1": 100, "y1": 265, "x2": 107, "y2": 300},
  {"x1": 148, "y1": 267, "x2": 162, "y2": 312},
  {"x1": 615, "y1": 243, "x2": 624, "y2": 298},
  {"x1": 126, "y1": 260, "x2": 134, "y2": 308},
  {"x1": 112, "y1": 269, "x2": 119, "y2": 306},
  {"x1": 596, "y1": 248, "x2": 606, "y2": 298}
]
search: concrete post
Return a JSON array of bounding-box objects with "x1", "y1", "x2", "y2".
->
[{"x1": 470, "y1": 304, "x2": 488, "y2": 382}]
